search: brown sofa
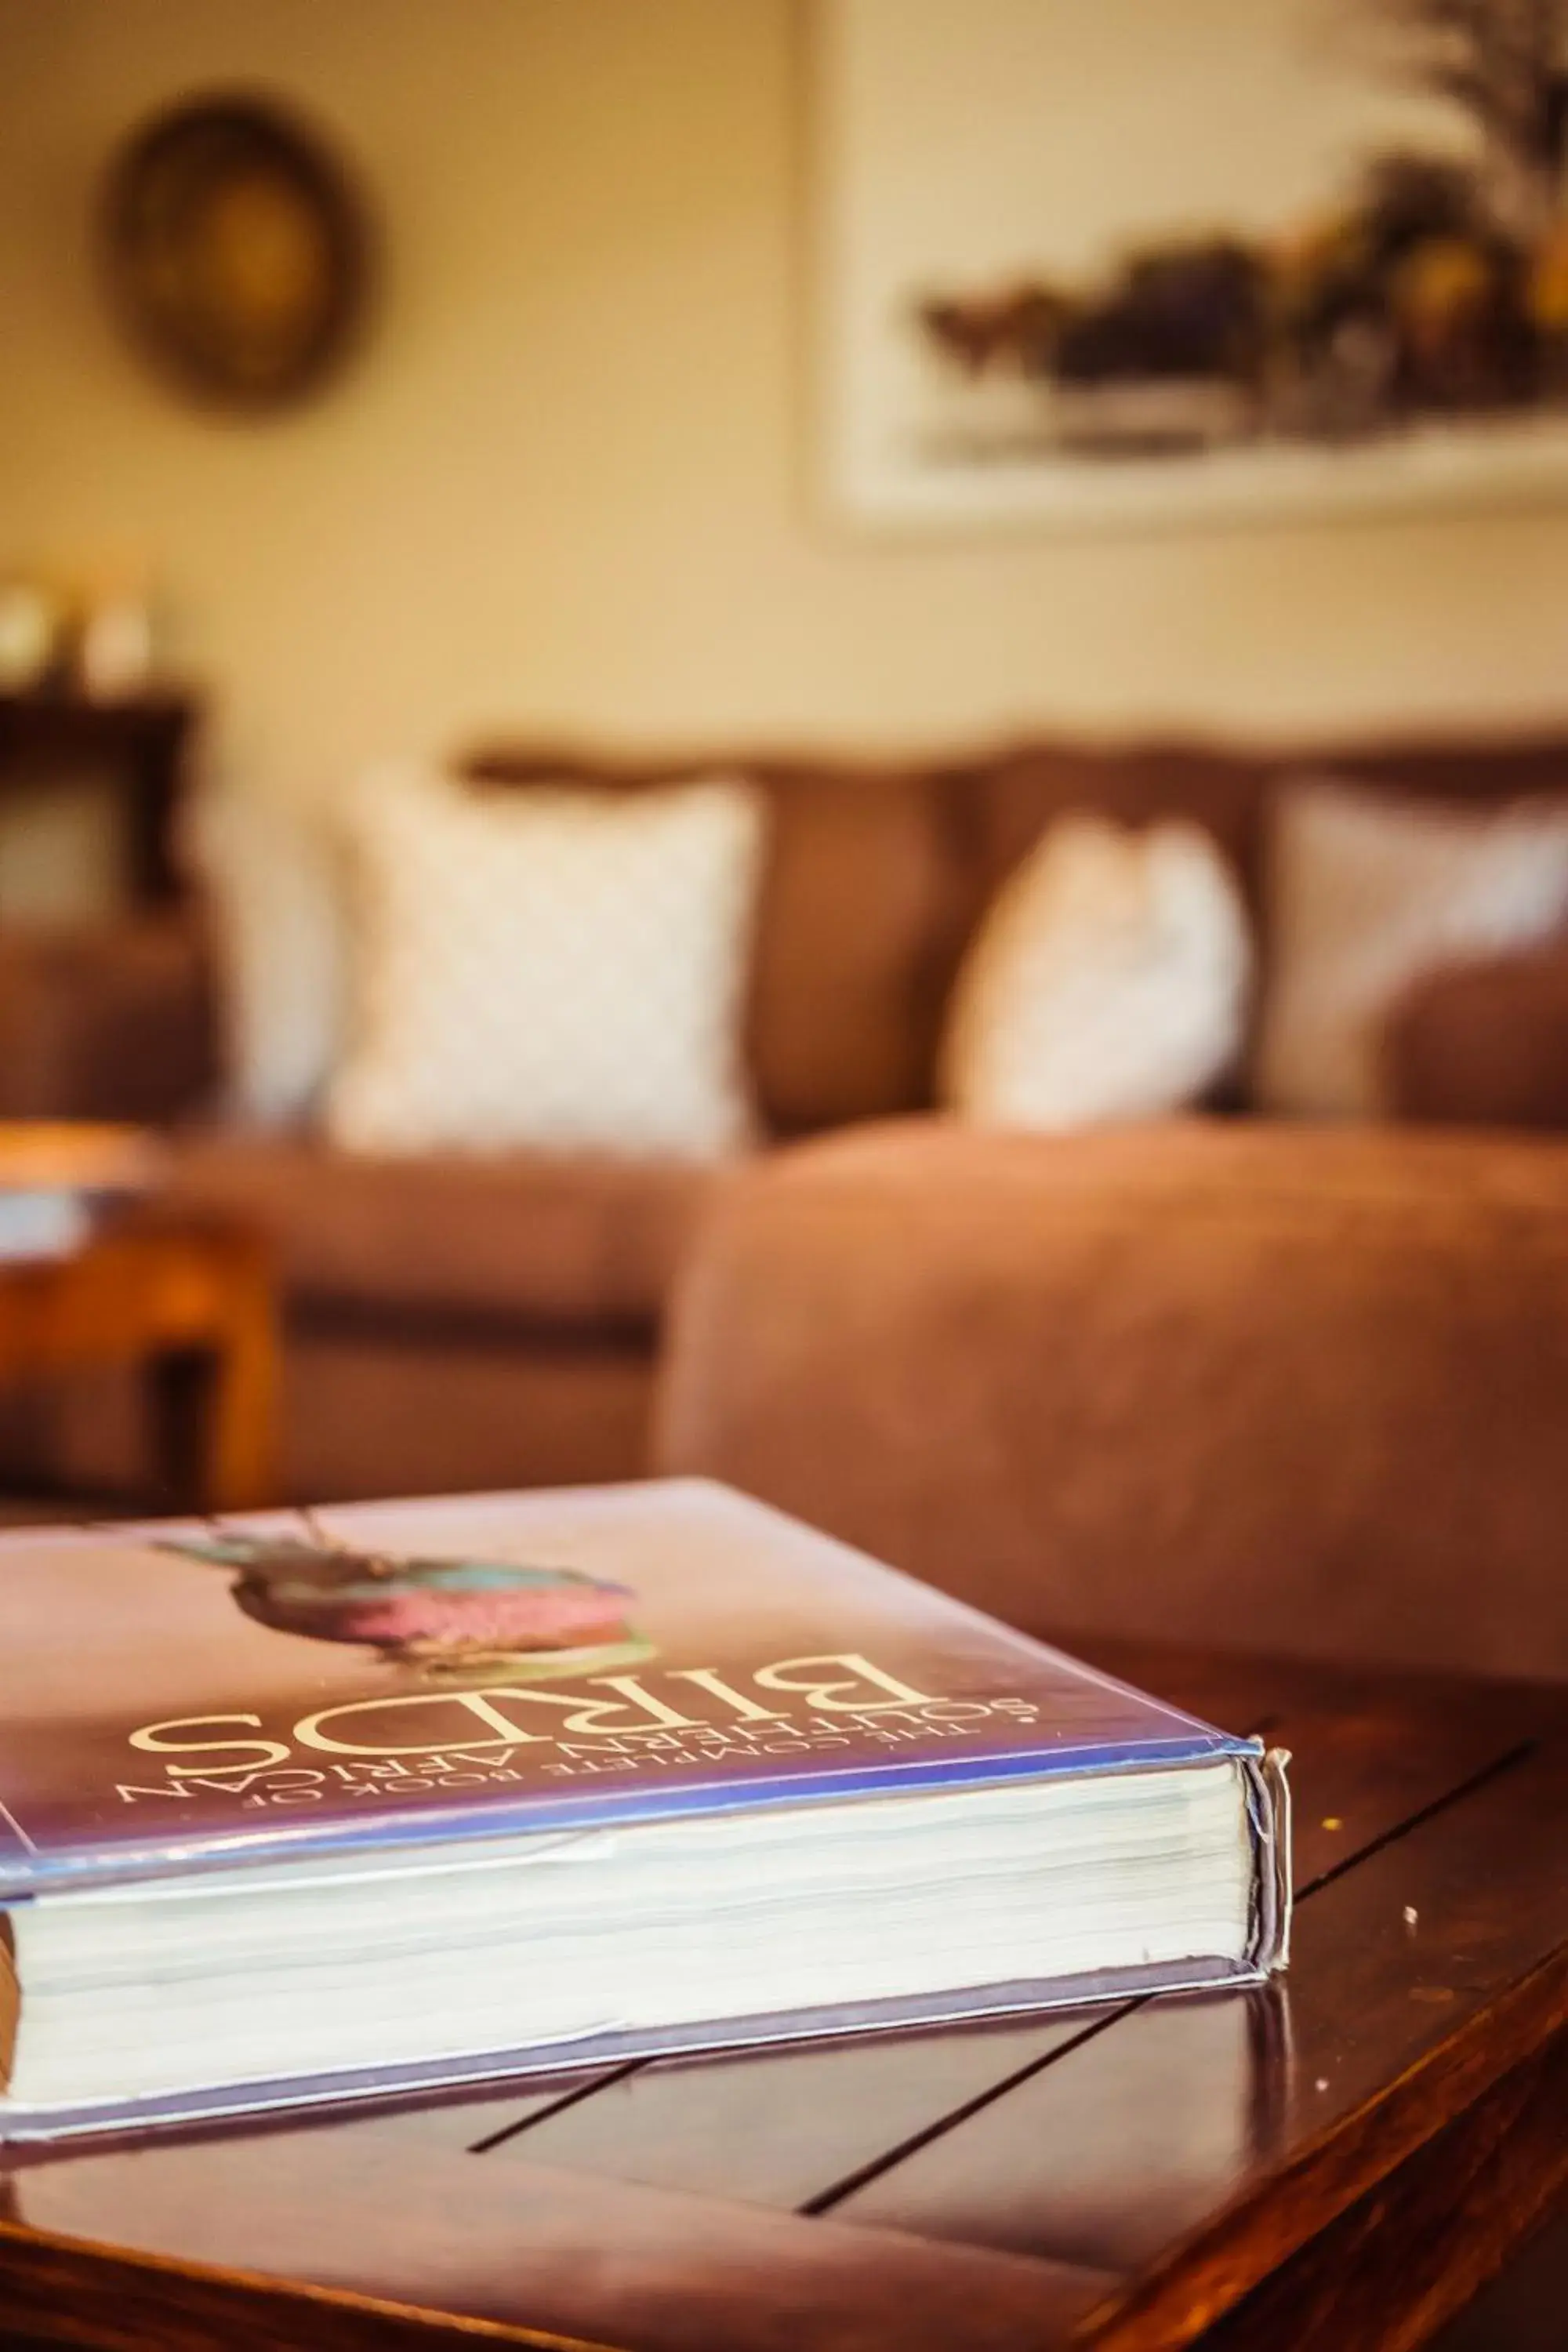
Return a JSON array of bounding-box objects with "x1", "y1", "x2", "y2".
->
[{"x1": 7, "y1": 729, "x2": 1568, "y2": 1673}]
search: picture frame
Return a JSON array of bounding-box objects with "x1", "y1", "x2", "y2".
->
[{"x1": 815, "y1": 0, "x2": 1568, "y2": 534}]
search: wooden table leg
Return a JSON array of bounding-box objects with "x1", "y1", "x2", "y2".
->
[{"x1": 147, "y1": 1248, "x2": 278, "y2": 1513}]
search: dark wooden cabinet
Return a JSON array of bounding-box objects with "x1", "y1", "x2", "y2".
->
[{"x1": 0, "y1": 691, "x2": 199, "y2": 909}]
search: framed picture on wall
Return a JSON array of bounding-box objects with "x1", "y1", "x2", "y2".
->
[{"x1": 815, "y1": 0, "x2": 1568, "y2": 532}]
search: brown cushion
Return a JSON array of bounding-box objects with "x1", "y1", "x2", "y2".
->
[
  {"x1": 458, "y1": 748, "x2": 978, "y2": 1131},
  {"x1": 742, "y1": 760, "x2": 977, "y2": 1130},
  {"x1": 165, "y1": 1134, "x2": 718, "y2": 1330},
  {"x1": 1385, "y1": 944, "x2": 1568, "y2": 1131}
]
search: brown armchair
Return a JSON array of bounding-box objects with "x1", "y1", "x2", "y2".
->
[{"x1": 655, "y1": 1116, "x2": 1568, "y2": 1682}]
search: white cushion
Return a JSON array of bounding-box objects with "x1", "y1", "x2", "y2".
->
[
  {"x1": 1255, "y1": 777, "x2": 1568, "y2": 1117},
  {"x1": 327, "y1": 767, "x2": 767, "y2": 1159},
  {"x1": 940, "y1": 815, "x2": 1252, "y2": 1131},
  {"x1": 187, "y1": 785, "x2": 345, "y2": 1127}
]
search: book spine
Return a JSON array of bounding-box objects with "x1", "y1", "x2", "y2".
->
[{"x1": 1243, "y1": 1748, "x2": 1294, "y2": 1974}]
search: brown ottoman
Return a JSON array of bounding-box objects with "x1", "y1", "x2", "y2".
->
[{"x1": 655, "y1": 1116, "x2": 1568, "y2": 1680}]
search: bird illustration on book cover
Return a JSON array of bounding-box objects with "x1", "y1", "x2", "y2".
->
[{"x1": 159, "y1": 1516, "x2": 654, "y2": 1682}]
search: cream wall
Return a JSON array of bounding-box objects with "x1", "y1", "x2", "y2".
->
[{"x1": 2, "y1": 0, "x2": 1567, "y2": 812}]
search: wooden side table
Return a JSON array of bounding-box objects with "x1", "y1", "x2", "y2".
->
[{"x1": 0, "y1": 1217, "x2": 278, "y2": 1512}]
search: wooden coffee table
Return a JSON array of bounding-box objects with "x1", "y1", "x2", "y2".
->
[
  {"x1": 0, "y1": 1638, "x2": 1563, "y2": 2351},
  {"x1": 0, "y1": 1215, "x2": 277, "y2": 1513}
]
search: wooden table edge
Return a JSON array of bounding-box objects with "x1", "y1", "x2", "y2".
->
[
  {"x1": 1080, "y1": 1944, "x2": 1568, "y2": 2350},
  {"x1": 0, "y1": 2211, "x2": 602, "y2": 2352},
  {"x1": 0, "y1": 2138, "x2": 1117, "y2": 2352}
]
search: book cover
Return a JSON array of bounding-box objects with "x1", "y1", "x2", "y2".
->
[{"x1": 0, "y1": 1480, "x2": 1281, "y2": 1902}]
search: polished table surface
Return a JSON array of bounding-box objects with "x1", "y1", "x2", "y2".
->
[{"x1": 2, "y1": 1638, "x2": 1564, "y2": 2352}]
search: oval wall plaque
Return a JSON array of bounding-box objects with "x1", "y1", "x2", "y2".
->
[{"x1": 100, "y1": 92, "x2": 372, "y2": 413}]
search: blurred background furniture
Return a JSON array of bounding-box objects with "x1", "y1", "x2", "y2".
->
[
  {"x1": 655, "y1": 1117, "x2": 1568, "y2": 1682},
  {"x1": 0, "y1": 1213, "x2": 276, "y2": 1512},
  {"x1": 0, "y1": 689, "x2": 197, "y2": 912},
  {"x1": 6, "y1": 728, "x2": 1568, "y2": 1674},
  {"x1": 155, "y1": 1135, "x2": 710, "y2": 1501},
  {"x1": 0, "y1": 688, "x2": 216, "y2": 1125}
]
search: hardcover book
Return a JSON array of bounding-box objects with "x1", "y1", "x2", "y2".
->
[{"x1": 0, "y1": 1480, "x2": 1290, "y2": 2141}]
